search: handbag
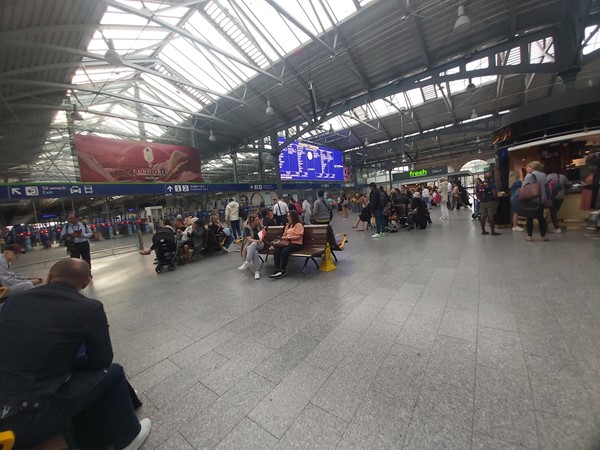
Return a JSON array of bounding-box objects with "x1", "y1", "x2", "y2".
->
[
  {"x1": 271, "y1": 238, "x2": 290, "y2": 249},
  {"x1": 519, "y1": 173, "x2": 541, "y2": 202}
]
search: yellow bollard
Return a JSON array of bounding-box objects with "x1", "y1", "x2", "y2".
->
[
  {"x1": 0, "y1": 431, "x2": 15, "y2": 450},
  {"x1": 320, "y1": 242, "x2": 337, "y2": 272}
]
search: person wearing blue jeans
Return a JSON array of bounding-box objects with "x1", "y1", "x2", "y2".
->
[{"x1": 369, "y1": 182, "x2": 385, "y2": 238}]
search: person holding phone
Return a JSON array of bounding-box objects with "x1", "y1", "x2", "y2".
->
[
  {"x1": 238, "y1": 215, "x2": 264, "y2": 280},
  {"x1": 0, "y1": 244, "x2": 43, "y2": 295},
  {"x1": 60, "y1": 213, "x2": 94, "y2": 273}
]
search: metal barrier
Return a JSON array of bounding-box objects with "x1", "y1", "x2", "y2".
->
[{"x1": 14, "y1": 244, "x2": 140, "y2": 270}]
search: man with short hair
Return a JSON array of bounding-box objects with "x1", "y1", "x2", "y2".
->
[
  {"x1": 312, "y1": 190, "x2": 332, "y2": 224},
  {"x1": 369, "y1": 182, "x2": 384, "y2": 237},
  {"x1": 0, "y1": 244, "x2": 43, "y2": 295},
  {"x1": 225, "y1": 198, "x2": 241, "y2": 239},
  {"x1": 60, "y1": 212, "x2": 93, "y2": 270},
  {"x1": 273, "y1": 197, "x2": 289, "y2": 225},
  {"x1": 0, "y1": 259, "x2": 150, "y2": 449},
  {"x1": 477, "y1": 170, "x2": 500, "y2": 235}
]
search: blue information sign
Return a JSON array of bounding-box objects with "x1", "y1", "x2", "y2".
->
[
  {"x1": 278, "y1": 138, "x2": 344, "y2": 181},
  {"x1": 0, "y1": 183, "x2": 278, "y2": 200}
]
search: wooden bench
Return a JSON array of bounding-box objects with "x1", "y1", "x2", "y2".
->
[{"x1": 259, "y1": 225, "x2": 347, "y2": 275}]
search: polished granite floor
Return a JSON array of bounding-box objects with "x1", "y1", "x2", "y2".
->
[{"x1": 28, "y1": 210, "x2": 600, "y2": 449}]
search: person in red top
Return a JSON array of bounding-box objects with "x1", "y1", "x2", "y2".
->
[{"x1": 270, "y1": 210, "x2": 304, "y2": 278}]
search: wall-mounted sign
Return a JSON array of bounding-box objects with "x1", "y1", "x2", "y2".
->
[{"x1": 392, "y1": 166, "x2": 448, "y2": 182}]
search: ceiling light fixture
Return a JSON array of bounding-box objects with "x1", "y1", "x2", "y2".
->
[
  {"x1": 453, "y1": 4, "x2": 471, "y2": 33},
  {"x1": 467, "y1": 79, "x2": 476, "y2": 93},
  {"x1": 328, "y1": 124, "x2": 334, "y2": 133},
  {"x1": 265, "y1": 100, "x2": 275, "y2": 116},
  {"x1": 104, "y1": 39, "x2": 123, "y2": 66},
  {"x1": 471, "y1": 108, "x2": 478, "y2": 119},
  {"x1": 364, "y1": 137, "x2": 369, "y2": 146},
  {"x1": 209, "y1": 129, "x2": 216, "y2": 142}
]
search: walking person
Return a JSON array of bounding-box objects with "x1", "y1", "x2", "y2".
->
[
  {"x1": 439, "y1": 177, "x2": 450, "y2": 219},
  {"x1": 340, "y1": 194, "x2": 349, "y2": 220},
  {"x1": 60, "y1": 213, "x2": 93, "y2": 274},
  {"x1": 225, "y1": 198, "x2": 241, "y2": 239},
  {"x1": 545, "y1": 172, "x2": 570, "y2": 233}
]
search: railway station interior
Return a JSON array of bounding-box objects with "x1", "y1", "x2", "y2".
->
[{"x1": 1, "y1": 0, "x2": 600, "y2": 449}]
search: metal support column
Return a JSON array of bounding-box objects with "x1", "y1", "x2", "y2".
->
[
  {"x1": 272, "y1": 132, "x2": 283, "y2": 198},
  {"x1": 231, "y1": 149, "x2": 239, "y2": 184}
]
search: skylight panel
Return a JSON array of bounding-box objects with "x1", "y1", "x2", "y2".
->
[{"x1": 583, "y1": 25, "x2": 600, "y2": 55}]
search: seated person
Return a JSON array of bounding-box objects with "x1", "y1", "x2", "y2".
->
[
  {"x1": 208, "y1": 215, "x2": 233, "y2": 252},
  {"x1": 0, "y1": 259, "x2": 150, "y2": 450},
  {"x1": 352, "y1": 203, "x2": 371, "y2": 231},
  {"x1": 0, "y1": 244, "x2": 43, "y2": 295},
  {"x1": 407, "y1": 191, "x2": 428, "y2": 230},
  {"x1": 172, "y1": 218, "x2": 192, "y2": 263},
  {"x1": 190, "y1": 218, "x2": 206, "y2": 256},
  {"x1": 269, "y1": 210, "x2": 304, "y2": 279},
  {"x1": 386, "y1": 200, "x2": 401, "y2": 232},
  {"x1": 238, "y1": 215, "x2": 265, "y2": 280}
]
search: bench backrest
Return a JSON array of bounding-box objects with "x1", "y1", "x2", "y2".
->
[{"x1": 302, "y1": 225, "x2": 329, "y2": 247}]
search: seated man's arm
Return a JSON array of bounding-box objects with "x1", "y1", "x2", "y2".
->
[{"x1": 82, "y1": 301, "x2": 114, "y2": 369}]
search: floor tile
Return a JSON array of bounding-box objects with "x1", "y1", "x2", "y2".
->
[
  {"x1": 214, "y1": 418, "x2": 278, "y2": 450},
  {"x1": 426, "y1": 335, "x2": 476, "y2": 390},
  {"x1": 396, "y1": 313, "x2": 441, "y2": 350},
  {"x1": 474, "y1": 365, "x2": 538, "y2": 448},
  {"x1": 477, "y1": 327, "x2": 528, "y2": 375},
  {"x1": 274, "y1": 403, "x2": 347, "y2": 450}
]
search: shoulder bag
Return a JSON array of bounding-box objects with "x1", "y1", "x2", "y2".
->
[{"x1": 519, "y1": 174, "x2": 541, "y2": 202}]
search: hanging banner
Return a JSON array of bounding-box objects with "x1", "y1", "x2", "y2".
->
[{"x1": 73, "y1": 135, "x2": 202, "y2": 183}]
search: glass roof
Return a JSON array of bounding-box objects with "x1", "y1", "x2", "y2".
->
[{"x1": 33, "y1": 2, "x2": 591, "y2": 182}]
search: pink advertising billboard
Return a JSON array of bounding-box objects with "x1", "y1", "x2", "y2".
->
[{"x1": 73, "y1": 134, "x2": 202, "y2": 183}]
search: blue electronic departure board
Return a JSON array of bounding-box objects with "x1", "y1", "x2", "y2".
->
[{"x1": 278, "y1": 138, "x2": 344, "y2": 181}]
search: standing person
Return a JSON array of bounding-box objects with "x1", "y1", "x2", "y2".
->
[
  {"x1": 0, "y1": 244, "x2": 43, "y2": 294},
  {"x1": 546, "y1": 172, "x2": 570, "y2": 233},
  {"x1": 340, "y1": 194, "x2": 349, "y2": 220},
  {"x1": 369, "y1": 182, "x2": 384, "y2": 238},
  {"x1": 520, "y1": 160, "x2": 548, "y2": 242},
  {"x1": 0, "y1": 259, "x2": 150, "y2": 449},
  {"x1": 476, "y1": 171, "x2": 501, "y2": 235},
  {"x1": 312, "y1": 191, "x2": 332, "y2": 224},
  {"x1": 269, "y1": 210, "x2": 304, "y2": 279},
  {"x1": 238, "y1": 215, "x2": 264, "y2": 280},
  {"x1": 439, "y1": 177, "x2": 450, "y2": 219},
  {"x1": 273, "y1": 197, "x2": 289, "y2": 225},
  {"x1": 509, "y1": 170, "x2": 525, "y2": 231},
  {"x1": 60, "y1": 213, "x2": 93, "y2": 273},
  {"x1": 225, "y1": 198, "x2": 241, "y2": 239},
  {"x1": 358, "y1": 193, "x2": 367, "y2": 212},
  {"x1": 301, "y1": 198, "x2": 312, "y2": 225},
  {"x1": 421, "y1": 185, "x2": 431, "y2": 208}
]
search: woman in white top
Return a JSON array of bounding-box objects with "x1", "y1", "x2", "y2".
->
[{"x1": 439, "y1": 177, "x2": 450, "y2": 219}]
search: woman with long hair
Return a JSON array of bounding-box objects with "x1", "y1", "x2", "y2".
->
[
  {"x1": 341, "y1": 193, "x2": 349, "y2": 220},
  {"x1": 238, "y1": 214, "x2": 264, "y2": 279},
  {"x1": 269, "y1": 210, "x2": 304, "y2": 278},
  {"x1": 508, "y1": 170, "x2": 524, "y2": 231}
]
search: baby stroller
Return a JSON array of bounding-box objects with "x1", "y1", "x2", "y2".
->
[{"x1": 152, "y1": 228, "x2": 178, "y2": 273}]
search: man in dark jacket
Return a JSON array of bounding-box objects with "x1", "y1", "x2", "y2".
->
[
  {"x1": 407, "y1": 191, "x2": 428, "y2": 230},
  {"x1": 369, "y1": 182, "x2": 384, "y2": 238},
  {"x1": 0, "y1": 259, "x2": 150, "y2": 449}
]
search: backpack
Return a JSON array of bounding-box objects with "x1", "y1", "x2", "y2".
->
[
  {"x1": 545, "y1": 178, "x2": 561, "y2": 201},
  {"x1": 378, "y1": 190, "x2": 388, "y2": 209},
  {"x1": 239, "y1": 207, "x2": 248, "y2": 220},
  {"x1": 295, "y1": 202, "x2": 302, "y2": 214}
]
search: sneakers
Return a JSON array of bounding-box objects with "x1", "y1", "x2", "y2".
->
[
  {"x1": 552, "y1": 228, "x2": 563, "y2": 234},
  {"x1": 255, "y1": 271, "x2": 261, "y2": 280},
  {"x1": 238, "y1": 261, "x2": 251, "y2": 271},
  {"x1": 123, "y1": 418, "x2": 151, "y2": 450},
  {"x1": 269, "y1": 270, "x2": 285, "y2": 278},
  {"x1": 512, "y1": 226, "x2": 525, "y2": 231},
  {"x1": 222, "y1": 247, "x2": 230, "y2": 253},
  {"x1": 371, "y1": 233, "x2": 382, "y2": 238}
]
